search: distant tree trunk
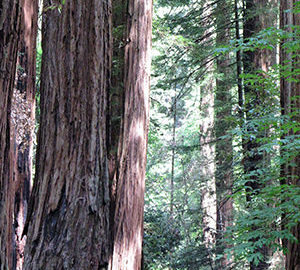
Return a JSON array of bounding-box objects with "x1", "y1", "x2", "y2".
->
[
  {"x1": 23, "y1": 0, "x2": 152, "y2": 269},
  {"x1": 10, "y1": 0, "x2": 38, "y2": 268},
  {"x1": 170, "y1": 94, "x2": 177, "y2": 216},
  {"x1": 243, "y1": 0, "x2": 263, "y2": 202},
  {"x1": 280, "y1": 1, "x2": 300, "y2": 269},
  {"x1": 235, "y1": 0, "x2": 243, "y2": 121},
  {"x1": 199, "y1": 2, "x2": 216, "y2": 267},
  {"x1": 0, "y1": 0, "x2": 22, "y2": 269},
  {"x1": 215, "y1": 0, "x2": 233, "y2": 267},
  {"x1": 243, "y1": 0, "x2": 276, "y2": 269},
  {"x1": 200, "y1": 78, "x2": 216, "y2": 270}
]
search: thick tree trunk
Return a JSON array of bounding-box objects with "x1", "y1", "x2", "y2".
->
[
  {"x1": 23, "y1": 0, "x2": 152, "y2": 269},
  {"x1": 0, "y1": 0, "x2": 22, "y2": 269},
  {"x1": 280, "y1": 1, "x2": 300, "y2": 269},
  {"x1": 10, "y1": 0, "x2": 38, "y2": 268},
  {"x1": 215, "y1": 0, "x2": 233, "y2": 267},
  {"x1": 23, "y1": 0, "x2": 112, "y2": 268}
]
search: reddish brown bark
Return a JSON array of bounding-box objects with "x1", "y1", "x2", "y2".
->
[
  {"x1": 0, "y1": 0, "x2": 22, "y2": 268},
  {"x1": 23, "y1": 0, "x2": 112, "y2": 268},
  {"x1": 109, "y1": 0, "x2": 152, "y2": 269},
  {"x1": 10, "y1": 0, "x2": 38, "y2": 268},
  {"x1": 22, "y1": 0, "x2": 152, "y2": 269},
  {"x1": 280, "y1": 1, "x2": 300, "y2": 269}
]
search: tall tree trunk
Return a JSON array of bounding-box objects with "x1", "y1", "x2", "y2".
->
[
  {"x1": 215, "y1": 0, "x2": 233, "y2": 267},
  {"x1": 10, "y1": 0, "x2": 38, "y2": 268},
  {"x1": 200, "y1": 79, "x2": 216, "y2": 270},
  {"x1": 0, "y1": 0, "x2": 22, "y2": 269},
  {"x1": 235, "y1": 0, "x2": 243, "y2": 121},
  {"x1": 243, "y1": 0, "x2": 263, "y2": 202},
  {"x1": 280, "y1": 1, "x2": 300, "y2": 269},
  {"x1": 199, "y1": 2, "x2": 216, "y2": 267},
  {"x1": 23, "y1": 0, "x2": 112, "y2": 268},
  {"x1": 109, "y1": 0, "x2": 152, "y2": 268},
  {"x1": 243, "y1": 0, "x2": 276, "y2": 269},
  {"x1": 22, "y1": 0, "x2": 152, "y2": 269},
  {"x1": 170, "y1": 95, "x2": 177, "y2": 216}
]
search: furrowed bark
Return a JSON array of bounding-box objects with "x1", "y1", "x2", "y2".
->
[
  {"x1": 109, "y1": 0, "x2": 152, "y2": 269},
  {"x1": 22, "y1": 0, "x2": 152, "y2": 268},
  {"x1": 0, "y1": 0, "x2": 22, "y2": 268},
  {"x1": 10, "y1": 0, "x2": 38, "y2": 268},
  {"x1": 23, "y1": 0, "x2": 112, "y2": 268}
]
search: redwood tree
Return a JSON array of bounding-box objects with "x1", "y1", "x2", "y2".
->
[
  {"x1": 214, "y1": 0, "x2": 233, "y2": 267},
  {"x1": 109, "y1": 0, "x2": 152, "y2": 268},
  {"x1": 280, "y1": 1, "x2": 300, "y2": 269},
  {"x1": 242, "y1": 0, "x2": 277, "y2": 269},
  {"x1": 0, "y1": 0, "x2": 23, "y2": 268},
  {"x1": 10, "y1": 0, "x2": 38, "y2": 268},
  {"x1": 23, "y1": 0, "x2": 152, "y2": 269}
]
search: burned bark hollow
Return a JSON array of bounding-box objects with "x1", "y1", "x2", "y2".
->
[
  {"x1": 23, "y1": 0, "x2": 152, "y2": 269},
  {"x1": 10, "y1": 0, "x2": 38, "y2": 268}
]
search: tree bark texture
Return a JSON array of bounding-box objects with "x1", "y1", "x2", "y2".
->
[
  {"x1": 109, "y1": 0, "x2": 152, "y2": 269},
  {"x1": 0, "y1": 0, "x2": 22, "y2": 269},
  {"x1": 10, "y1": 0, "x2": 38, "y2": 268},
  {"x1": 22, "y1": 0, "x2": 152, "y2": 269},
  {"x1": 280, "y1": 1, "x2": 300, "y2": 269},
  {"x1": 23, "y1": 0, "x2": 112, "y2": 268}
]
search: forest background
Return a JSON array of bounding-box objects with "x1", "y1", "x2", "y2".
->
[
  {"x1": 0, "y1": 0, "x2": 299, "y2": 269},
  {"x1": 144, "y1": 0, "x2": 299, "y2": 269}
]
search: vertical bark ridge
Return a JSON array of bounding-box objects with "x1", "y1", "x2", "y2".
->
[
  {"x1": 110, "y1": 0, "x2": 152, "y2": 269},
  {"x1": 280, "y1": 1, "x2": 300, "y2": 269},
  {"x1": 10, "y1": 0, "x2": 38, "y2": 268},
  {"x1": 0, "y1": 0, "x2": 22, "y2": 268},
  {"x1": 23, "y1": 0, "x2": 112, "y2": 268}
]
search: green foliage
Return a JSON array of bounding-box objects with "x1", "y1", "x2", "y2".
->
[
  {"x1": 145, "y1": 1, "x2": 299, "y2": 269},
  {"x1": 219, "y1": 21, "x2": 300, "y2": 266},
  {"x1": 144, "y1": 210, "x2": 181, "y2": 269}
]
